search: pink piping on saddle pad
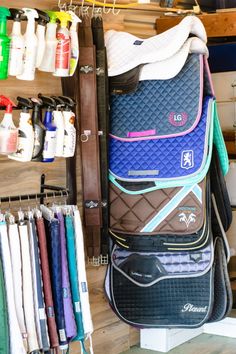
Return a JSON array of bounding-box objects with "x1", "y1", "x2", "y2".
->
[
  {"x1": 110, "y1": 55, "x2": 204, "y2": 142},
  {"x1": 127, "y1": 129, "x2": 156, "y2": 138}
]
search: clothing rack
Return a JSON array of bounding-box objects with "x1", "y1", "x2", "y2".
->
[{"x1": 0, "y1": 174, "x2": 69, "y2": 205}]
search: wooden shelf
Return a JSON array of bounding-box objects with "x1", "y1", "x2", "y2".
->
[{"x1": 156, "y1": 12, "x2": 236, "y2": 37}]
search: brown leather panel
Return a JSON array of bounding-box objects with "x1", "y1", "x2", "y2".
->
[{"x1": 109, "y1": 179, "x2": 206, "y2": 235}]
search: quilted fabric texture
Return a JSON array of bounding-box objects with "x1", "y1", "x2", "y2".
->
[
  {"x1": 110, "y1": 54, "x2": 202, "y2": 140},
  {"x1": 109, "y1": 262, "x2": 213, "y2": 328},
  {"x1": 112, "y1": 241, "x2": 213, "y2": 277},
  {"x1": 109, "y1": 178, "x2": 205, "y2": 235},
  {"x1": 109, "y1": 217, "x2": 210, "y2": 252},
  {"x1": 109, "y1": 96, "x2": 212, "y2": 181}
]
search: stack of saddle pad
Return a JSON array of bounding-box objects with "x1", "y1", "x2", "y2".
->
[{"x1": 104, "y1": 16, "x2": 233, "y2": 328}]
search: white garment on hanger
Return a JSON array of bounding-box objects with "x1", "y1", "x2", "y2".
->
[
  {"x1": 73, "y1": 209, "x2": 94, "y2": 337},
  {"x1": 18, "y1": 222, "x2": 39, "y2": 353},
  {"x1": 27, "y1": 218, "x2": 43, "y2": 349},
  {"x1": 0, "y1": 221, "x2": 27, "y2": 354},
  {"x1": 8, "y1": 223, "x2": 28, "y2": 351}
]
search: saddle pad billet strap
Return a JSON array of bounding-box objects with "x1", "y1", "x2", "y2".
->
[
  {"x1": 92, "y1": 16, "x2": 110, "y2": 256},
  {"x1": 109, "y1": 177, "x2": 206, "y2": 235},
  {"x1": 44, "y1": 219, "x2": 68, "y2": 350},
  {"x1": 36, "y1": 217, "x2": 59, "y2": 350},
  {"x1": 79, "y1": 16, "x2": 102, "y2": 257},
  {"x1": 0, "y1": 256, "x2": 9, "y2": 354}
]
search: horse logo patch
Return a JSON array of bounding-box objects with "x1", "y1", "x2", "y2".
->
[
  {"x1": 181, "y1": 150, "x2": 194, "y2": 169},
  {"x1": 179, "y1": 212, "x2": 196, "y2": 228},
  {"x1": 168, "y1": 112, "x2": 188, "y2": 127}
]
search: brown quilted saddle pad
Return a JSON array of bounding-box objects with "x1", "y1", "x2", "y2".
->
[{"x1": 110, "y1": 177, "x2": 206, "y2": 235}]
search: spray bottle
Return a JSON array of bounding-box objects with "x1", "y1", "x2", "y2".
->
[
  {"x1": 67, "y1": 11, "x2": 81, "y2": 76},
  {"x1": 54, "y1": 12, "x2": 72, "y2": 77},
  {"x1": 59, "y1": 96, "x2": 76, "y2": 157},
  {"x1": 9, "y1": 97, "x2": 34, "y2": 162},
  {"x1": 8, "y1": 9, "x2": 25, "y2": 76},
  {"x1": 35, "y1": 9, "x2": 50, "y2": 68},
  {"x1": 38, "y1": 94, "x2": 57, "y2": 163},
  {"x1": 0, "y1": 96, "x2": 18, "y2": 154},
  {"x1": 0, "y1": 7, "x2": 11, "y2": 80},
  {"x1": 30, "y1": 97, "x2": 46, "y2": 162},
  {"x1": 38, "y1": 11, "x2": 58, "y2": 73},
  {"x1": 51, "y1": 96, "x2": 65, "y2": 157},
  {"x1": 17, "y1": 8, "x2": 38, "y2": 81}
]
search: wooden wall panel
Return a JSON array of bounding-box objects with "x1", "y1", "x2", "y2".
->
[{"x1": 0, "y1": 0, "x2": 151, "y2": 353}]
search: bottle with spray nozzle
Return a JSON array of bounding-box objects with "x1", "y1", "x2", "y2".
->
[
  {"x1": 8, "y1": 8, "x2": 25, "y2": 76},
  {"x1": 8, "y1": 97, "x2": 34, "y2": 162},
  {"x1": 54, "y1": 12, "x2": 72, "y2": 77},
  {"x1": 67, "y1": 10, "x2": 81, "y2": 76},
  {"x1": 51, "y1": 96, "x2": 65, "y2": 157},
  {"x1": 38, "y1": 94, "x2": 57, "y2": 163},
  {"x1": 35, "y1": 9, "x2": 50, "y2": 68},
  {"x1": 38, "y1": 11, "x2": 58, "y2": 73},
  {"x1": 30, "y1": 97, "x2": 46, "y2": 162},
  {"x1": 0, "y1": 7, "x2": 11, "y2": 80},
  {"x1": 17, "y1": 8, "x2": 38, "y2": 81},
  {"x1": 58, "y1": 96, "x2": 76, "y2": 158},
  {"x1": 0, "y1": 95, "x2": 18, "y2": 155}
]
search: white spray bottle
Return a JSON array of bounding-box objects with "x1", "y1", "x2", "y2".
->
[
  {"x1": 51, "y1": 96, "x2": 65, "y2": 157},
  {"x1": 8, "y1": 97, "x2": 34, "y2": 162},
  {"x1": 17, "y1": 8, "x2": 38, "y2": 81},
  {"x1": 38, "y1": 11, "x2": 58, "y2": 72},
  {"x1": 35, "y1": 9, "x2": 50, "y2": 68},
  {"x1": 0, "y1": 96, "x2": 18, "y2": 155},
  {"x1": 54, "y1": 12, "x2": 72, "y2": 77},
  {"x1": 67, "y1": 10, "x2": 81, "y2": 76},
  {"x1": 8, "y1": 8, "x2": 25, "y2": 76},
  {"x1": 59, "y1": 96, "x2": 76, "y2": 157}
]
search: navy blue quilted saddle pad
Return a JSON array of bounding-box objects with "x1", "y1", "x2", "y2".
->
[
  {"x1": 110, "y1": 54, "x2": 203, "y2": 140},
  {"x1": 109, "y1": 96, "x2": 213, "y2": 182}
]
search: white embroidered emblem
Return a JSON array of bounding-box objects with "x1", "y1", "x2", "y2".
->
[
  {"x1": 181, "y1": 150, "x2": 194, "y2": 169},
  {"x1": 179, "y1": 212, "x2": 196, "y2": 228}
]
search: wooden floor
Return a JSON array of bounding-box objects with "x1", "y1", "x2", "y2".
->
[{"x1": 122, "y1": 334, "x2": 236, "y2": 354}]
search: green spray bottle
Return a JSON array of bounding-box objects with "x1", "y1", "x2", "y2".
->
[{"x1": 0, "y1": 7, "x2": 11, "y2": 80}]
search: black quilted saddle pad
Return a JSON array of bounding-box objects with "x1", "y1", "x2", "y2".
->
[{"x1": 105, "y1": 236, "x2": 231, "y2": 328}]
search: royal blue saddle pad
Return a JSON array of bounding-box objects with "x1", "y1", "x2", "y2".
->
[
  {"x1": 110, "y1": 54, "x2": 204, "y2": 141},
  {"x1": 109, "y1": 96, "x2": 213, "y2": 182}
]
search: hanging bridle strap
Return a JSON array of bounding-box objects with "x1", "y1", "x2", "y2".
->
[
  {"x1": 78, "y1": 15, "x2": 102, "y2": 258},
  {"x1": 91, "y1": 15, "x2": 109, "y2": 259}
]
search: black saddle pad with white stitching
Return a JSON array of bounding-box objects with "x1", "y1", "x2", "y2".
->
[{"x1": 105, "y1": 235, "x2": 231, "y2": 328}]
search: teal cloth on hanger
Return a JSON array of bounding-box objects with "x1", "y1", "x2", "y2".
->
[{"x1": 65, "y1": 214, "x2": 87, "y2": 353}]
